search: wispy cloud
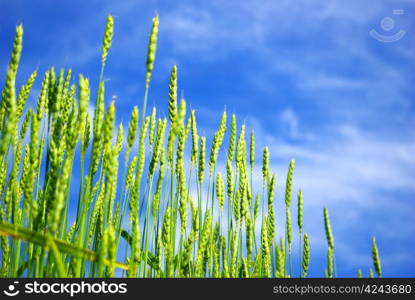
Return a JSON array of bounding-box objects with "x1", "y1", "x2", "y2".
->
[{"x1": 279, "y1": 108, "x2": 314, "y2": 141}]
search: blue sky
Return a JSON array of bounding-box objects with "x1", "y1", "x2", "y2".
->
[{"x1": 1, "y1": 0, "x2": 414, "y2": 277}]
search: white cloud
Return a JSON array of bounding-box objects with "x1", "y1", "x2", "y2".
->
[
  {"x1": 279, "y1": 108, "x2": 313, "y2": 141},
  {"x1": 263, "y1": 123, "x2": 415, "y2": 203}
]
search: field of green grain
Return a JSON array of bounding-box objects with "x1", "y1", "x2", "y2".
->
[{"x1": 0, "y1": 15, "x2": 381, "y2": 278}]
